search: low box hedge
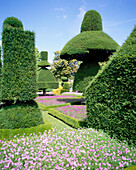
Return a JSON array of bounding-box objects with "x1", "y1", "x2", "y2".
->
[
  {"x1": 0, "y1": 122, "x2": 52, "y2": 141},
  {"x1": 48, "y1": 108, "x2": 86, "y2": 128}
]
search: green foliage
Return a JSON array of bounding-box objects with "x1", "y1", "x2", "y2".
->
[
  {"x1": 81, "y1": 10, "x2": 102, "y2": 32},
  {"x1": 3, "y1": 17, "x2": 23, "y2": 29},
  {"x1": 61, "y1": 76, "x2": 68, "y2": 82},
  {"x1": 0, "y1": 122, "x2": 52, "y2": 141},
  {"x1": 73, "y1": 62, "x2": 100, "y2": 93},
  {"x1": 51, "y1": 51, "x2": 80, "y2": 79},
  {"x1": 2, "y1": 18, "x2": 37, "y2": 102},
  {"x1": 60, "y1": 31, "x2": 119, "y2": 61},
  {"x1": 124, "y1": 165, "x2": 136, "y2": 170},
  {"x1": 0, "y1": 100, "x2": 44, "y2": 129},
  {"x1": 0, "y1": 46, "x2": 1, "y2": 101},
  {"x1": 37, "y1": 51, "x2": 50, "y2": 67},
  {"x1": 63, "y1": 82, "x2": 69, "y2": 90},
  {"x1": 85, "y1": 26, "x2": 136, "y2": 145},
  {"x1": 48, "y1": 108, "x2": 86, "y2": 128},
  {"x1": 37, "y1": 68, "x2": 58, "y2": 89}
]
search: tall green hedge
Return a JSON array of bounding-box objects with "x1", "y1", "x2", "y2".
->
[
  {"x1": 81, "y1": 10, "x2": 102, "y2": 32},
  {"x1": 73, "y1": 62, "x2": 100, "y2": 93},
  {"x1": 2, "y1": 18, "x2": 37, "y2": 102},
  {"x1": 85, "y1": 26, "x2": 136, "y2": 145}
]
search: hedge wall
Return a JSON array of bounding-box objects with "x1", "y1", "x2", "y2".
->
[
  {"x1": 2, "y1": 24, "x2": 37, "y2": 101},
  {"x1": 85, "y1": 26, "x2": 136, "y2": 145},
  {"x1": 73, "y1": 62, "x2": 100, "y2": 93}
]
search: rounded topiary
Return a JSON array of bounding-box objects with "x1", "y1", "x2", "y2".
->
[
  {"x1": 60, "y1": 10, "x2": 119, "y2": 93},
  {"x1": 81, "y1": 10, "x2": 102, "y2": 32},
  {"x1": 63, "y1": 82, "x2": 69, "y2": 90},
  {"x1": 0, "y1": 100, "x2": 44, "y2": 129},
  {"x1": 3, "y1": 17, "x2": 23, "y2": 29}
]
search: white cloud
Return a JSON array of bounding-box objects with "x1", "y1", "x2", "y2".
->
[
  {"x1": 54, "y1": 7, "x2": 65, "y2": 12},
  {"x1": 54, "y1": 33, "x2": 63, "y2": 37},
  {"x1": 0, "y1": 40, "x2": 2, "y2": 46},
  {"x1": 63, "y1": 15, "x2": 67, "y2": 19},
  {"x1": 112, "y1": 18, "x2": 136, "y2": 26},
  {"x1": 77, "y1": 6, "x2": 86, "y2": 19}
]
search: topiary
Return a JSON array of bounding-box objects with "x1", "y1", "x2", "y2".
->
[
  {"x1": 0, "y1": 100, "x2": 44, "y2": 129},
  {"x1": 60, "y1": 10, "x2": 119, "y2": 93},
  {"x1": 3, "y1": 17, "x2": 23, "y2": 29},
  {"x1": 37, "y1": 51, "x2": 58, "y2": 95},
  {"x1": 81, "y1": 10, "x2": 102, "y2": 32},
  {"x1": 63, "y1": 82, "x2": 69, "y2": 90},
  {"x1": 2, "y1": 17, "x2": 36, "y2": 102},
  {"x1": 73, "y1": 62, "x2": 100, "y2": 93},
  {"x1": 85, "y1": 26, "x2": 136, "y2": 145}
]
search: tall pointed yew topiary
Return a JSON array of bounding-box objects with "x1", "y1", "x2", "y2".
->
[{"x1": 60, "y1": 10, "x2": 119, "y2": 93}]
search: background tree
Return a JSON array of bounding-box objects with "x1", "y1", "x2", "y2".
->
[{"x1": 50, "y1": 51, "x2": 80, "y2": 80}]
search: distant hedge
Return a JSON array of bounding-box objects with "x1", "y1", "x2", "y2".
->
[
  {"x1": 0, "y1": 46, "x2": 1, "y2": 101},
  {"x1": 2, "y1": 18, "x2": 36, "y2": 102},
  {"x1": 85, "y1": 26, "x2": 136, "y2": 145},
  {"x1": 73, "y1": 62, "x2": 100, "y2": 93},
  {"x1": 81, "y1": 10, "x2": 102, "y2": 32}
]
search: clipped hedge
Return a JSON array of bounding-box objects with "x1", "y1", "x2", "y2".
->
[
  {"x1": 0, "y1": 100, "x2": 44, "y2": 129},
  {"x1": 85, "y1": 26, "x2": 136, "y2": 145},
  {"x1": 0, "y1": 122, "x2": 52, "y2": 141},
  {"x1": 3, "y1": 17, "x2": 23, "y2": 29},
  {"x1": 48, "y1": 108, "x2": 86, "y2": 128},
  {"x1": 2, "y1": 21, "x2": 36, "y2": 101},
  {"x1": 73, "y1": 62, "x2": 100, "y2": 93},
  {"x1": 60, "y1": 31, "x2": 119, "y2": 61},
  {"x1": 81, "y1": 10, "x2": 102, "y2": 32}
]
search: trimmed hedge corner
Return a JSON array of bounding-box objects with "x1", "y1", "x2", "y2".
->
[{"x1": 48, "y1": 108, "x2": 86, "y2": 129}]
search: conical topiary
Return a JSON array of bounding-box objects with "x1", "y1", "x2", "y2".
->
[
  {"x1": 60, "y1": 10, "x2": 119, "y2": 93},
  {"x1": 37, "y1": 51, "x2": 58, "y2": 95}
]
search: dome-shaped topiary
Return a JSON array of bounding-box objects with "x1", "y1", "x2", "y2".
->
[
  {"x1": 81, "y1": 10, "x2": 102, "y2": 32},
  {"x1": 3, "y1": 17, "x2": 23, "y2": 29}
]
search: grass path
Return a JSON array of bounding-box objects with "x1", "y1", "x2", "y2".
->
[{"x1": 42, "y1": 111, "x2": 72, "y2": 130}]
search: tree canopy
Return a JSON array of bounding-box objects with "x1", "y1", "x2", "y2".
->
[{"x1": 51, "y1": 51, "x2": 80, "y2": 80}]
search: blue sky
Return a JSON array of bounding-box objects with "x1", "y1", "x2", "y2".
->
[{"x1": 0, "y1": 0, "x2": 136, "y2": 63}]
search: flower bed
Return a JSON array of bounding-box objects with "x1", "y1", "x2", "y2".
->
[
  {"x1": 0, "y1": 128, "x2": 135, "y2": 169},
  {"x1": 36, "y1": 98, "x2": 85, "y2": 107},
  {"x1": 36, "y1": 95, "x2": 77, "y2": 100},
  {"x1": 56, "y1": 105, "x2": 87, "y2": 121}
]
